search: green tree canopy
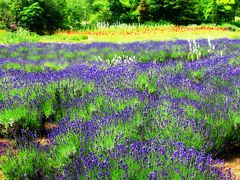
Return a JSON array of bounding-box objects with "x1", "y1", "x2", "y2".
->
[{"x1": 0, "y1": 0, "x2": 239, "y2": 32}]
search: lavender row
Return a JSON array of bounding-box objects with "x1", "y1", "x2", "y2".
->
[{"x1": 0, "y1": 38, "x2": 239, "y2": 179}]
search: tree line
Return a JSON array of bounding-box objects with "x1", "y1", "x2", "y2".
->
[{"x1": 0, "y1": 0, "x2": 239, "y2": 33}]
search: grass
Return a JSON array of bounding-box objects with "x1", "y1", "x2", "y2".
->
[
  {"x1": 45, "y1": 25, "x2": 240, "y2": 43},
  {"x1": 0, "y1": 24, "x2": 239, "y2": 44}
]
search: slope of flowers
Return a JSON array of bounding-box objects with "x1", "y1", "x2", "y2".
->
[{"x1": 0, "y1": 39, "x2": 239, "y2": 179}]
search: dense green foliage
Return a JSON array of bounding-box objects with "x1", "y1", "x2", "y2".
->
[{"x1": 0, "y1": 0, "x2": 239, "y2": 32}]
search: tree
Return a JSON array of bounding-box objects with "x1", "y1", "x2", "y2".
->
[
  {"x1": 129, "y1": 0, "x2": 141, "y2": 10},
  {"x1": 92, "y1": 1, "x2": 112, "y2": 24},
  {"x1": 108, "y1": 0, "x2": 124, "y2": 23},
  {"x1": 0, "y1": 0, "x2": 11, "y2": 28},
  {"x1": 137, "y1": 0, "x2": 150, "y2": 22},
  {"x1": 0, "y1": 0, "x2": 66, "y2": 33},
  {"x1": 39, "y1": 0, "x2": 66, "y2": 32},
  {"x1": 161, "y1": 0, "x2": 198, "y2": 24},
  {"x1": 217, "y1": 0, "x2": 236, "y2": 22},
  {"x1": 0, "y1": 0, "x2": 238, "y2": 31},
  {"x1": 148, "y1": 0, "x2": 165, "y2": 22},
  {"x1": 236, "y1": 0, "x2": 240, "y2": 17},
  {"x1": 65, "y1": 0, "x2": 86, "y2": 29},
  {"x1": 82, "y1": 0, "x2": 94, "y2": 25},
  {"x1": 19, "y1": 2, "x2": 44, "y2": 33},
  {"x1": 200, "y1": 0, "x2": 236, "y2": 23}
]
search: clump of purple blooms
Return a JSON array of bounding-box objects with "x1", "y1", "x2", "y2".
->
[{"x1": 0, "y1": 38, "x2": 239, "y2": 179}]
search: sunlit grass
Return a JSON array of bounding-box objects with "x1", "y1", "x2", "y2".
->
[
  {"x1": 0, "y1": 25, "x2": 239, "y2": 44},
  {"x1": 56, "y1": 25, "x2": 240, "y2": 43},
  {"x1": 83, "y1": 30, "x2": 240, "y2": 43}
]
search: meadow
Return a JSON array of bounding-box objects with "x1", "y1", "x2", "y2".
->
[
  {"x1": 0, "y1": 27, "x2": 240, "y2": 179},
  {"x1": 0, "y1": 24, "x2": 240, "y2": 44}
]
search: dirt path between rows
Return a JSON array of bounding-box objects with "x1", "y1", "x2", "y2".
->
[{"x1": 222, "y1": 145, "x2": 240, "y2": 179}]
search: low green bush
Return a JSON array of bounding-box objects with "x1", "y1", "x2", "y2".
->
[
  {"x1": 1, "y1": 28, "x2": 40, "y2": 44},
  {"x1": 2, "y1": 148, "x2": 54, "y2": 179}
]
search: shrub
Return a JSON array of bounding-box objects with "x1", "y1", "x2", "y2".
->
[
  {"x1": 19, "y1": 2, "x2": 44, "y2": 33},
  {"x1": 2, "y1": 148, "x2": 54, "y2": 179},
  {"x1": 1, "y1": 28, "x2": 40, "y2": 44}
]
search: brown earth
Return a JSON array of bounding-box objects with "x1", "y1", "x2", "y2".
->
[
  {"x1": 0, "y1": 139, "x2": 11, "y2": 155},
  {"x1": 35, "y1": 138, "x2": 52, "y2": 146},
  {"x1": 44, "y1": 123, "x2": 58, "y2": 131},
  {"x1": 222, "y1": 145, "x2": 240, "y2": 180}
]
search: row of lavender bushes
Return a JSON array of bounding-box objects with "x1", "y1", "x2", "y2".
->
[{"x1": 0, "y1": 38, "x2": 239, "y2": 179}]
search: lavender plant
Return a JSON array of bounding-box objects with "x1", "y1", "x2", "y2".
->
[{"x1": 0, "y1": 38, "x2": 239, "y2": 179}]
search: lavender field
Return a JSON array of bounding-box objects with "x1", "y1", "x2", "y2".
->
[{"x1": 0, "y1": 38, "x2": 240, "y2": 179}]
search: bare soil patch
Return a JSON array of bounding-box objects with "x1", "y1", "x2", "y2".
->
[{"x1": 222, "y1": 145, "x2": 240, "y2": 179}]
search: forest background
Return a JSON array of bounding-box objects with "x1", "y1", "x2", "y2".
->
[{"x1": 0, "y1": 0, "x2": 239, "y2": 34}]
